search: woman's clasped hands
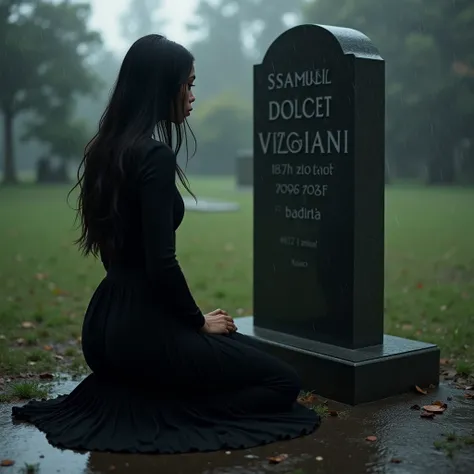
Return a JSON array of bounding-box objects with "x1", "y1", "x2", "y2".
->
[{"x1": 201, "y1": 308, "x2": 237, "y2": 335}]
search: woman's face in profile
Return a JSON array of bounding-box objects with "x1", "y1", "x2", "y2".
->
[{"x1": 172, "y1": 65, "x2": 196, "y2": 124}]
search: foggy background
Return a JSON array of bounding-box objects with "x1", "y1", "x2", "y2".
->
[{"x1": 2, "y1": 0, "x2": 472, "y2": 184}]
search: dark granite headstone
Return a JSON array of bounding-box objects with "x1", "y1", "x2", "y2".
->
[
  {"x1": 235, "y1": 149, "x2": 253, "y2": 188},
  {"x1": 238, "y1": 24, "x2": 440, "y2": 405}
]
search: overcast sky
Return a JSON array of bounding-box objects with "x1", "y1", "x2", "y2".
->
[{"x1": 88, "y1": 0, "x2": 198, "y2": 53}]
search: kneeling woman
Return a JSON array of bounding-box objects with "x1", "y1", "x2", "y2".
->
[{"x1": 12, "y1": 34, "x2": 320, "y2": 453}]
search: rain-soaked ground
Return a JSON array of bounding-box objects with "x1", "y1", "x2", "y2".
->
[{"x1": 1, "y1": 379, "x2": 473, "y2": 474}]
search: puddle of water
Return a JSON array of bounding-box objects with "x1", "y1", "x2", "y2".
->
[{"x1": 1, "y1": 381, "x2": 473, "y2": 474}]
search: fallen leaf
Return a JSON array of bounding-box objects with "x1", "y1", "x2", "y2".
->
[
  {"x1": 0, "y1": 459, "x2": 15, "y2": 466},
  {"x1": 298, "y1": 392, "x2": 318, "y2": 404},
  {"x1": 54, "y1": 355, "x2": 64, "y2": 361},
  {"x1": 415, "y1": 385, "x2": 428, "y2": 395},
  {"x1": 52, "y1": 287, "x2": 68, "y2": 296},
  {"x1": 465, "y1": 386, "x2": 473, "y2": 391},
  {"x1": 16, "y1": 338, "x2": 25, "y2": 346},
  {"x1": 315, "y1": 456, "x2": 323, "y2": 461},
  {"x1": 329, "y1": 410, "x2": 338, "y2": 417},
  {"x1": 267, "y1": 454, "x2": 288, "y2": 464},
  {"x1": 432, "y1": 400, "x2": 448, "y2": 408},
  {"x1": 39, "y1": 373, "x2": 54, "y2": 380},
  {"x1": 21, "y1": 321, "x2": 35, "y2": 329},
  {"x1": 43, "y1": 345, "x2": 53, "y2": 351},
  {"x1": 416, "y1": 282, "x2": 424, "y2": 289},
  {"x1": 410, "y1": 404, "x2": 421, "y2": 410},
  {"x1": 464, "y1": 392, "x2": 474, "y2": 400},
  {"x1": 391, "y1": 458, "x2": 402, "y2": 464},
  {"x1": 420, "y1": 411, "x2": 435, "y2": 419},
  {"x1": 423, "y1": 405, "x2": 446, "y2": 413},
  {"x1": 366, "y1": 436, "x2": 377, "y2": 442}
]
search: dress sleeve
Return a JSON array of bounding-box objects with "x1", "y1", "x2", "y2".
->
[{"x1": 138, "y1": 143, "x2": 205, "y2": 330}]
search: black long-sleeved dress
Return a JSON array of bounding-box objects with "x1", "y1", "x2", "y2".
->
[{"x1": 11, "y1": 139, "x2": 320, "y2": 453}]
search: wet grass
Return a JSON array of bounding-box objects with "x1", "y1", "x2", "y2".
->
[
  {"x1": 19, "y1": 463, "x2": 40, "y2": 474},
  {"x1": 0, "y1": 179, "x2": 473, "y2": 382},
  {"x1": 0, "y1": 380, "x2": 50, "y2": 403},
  {"x1": 434, "y1": 432, "x2": 474, "y2": 458}
]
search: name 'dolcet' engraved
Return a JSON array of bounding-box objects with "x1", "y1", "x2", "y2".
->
[{"x1": 269, "y1": 96, "x2": 332, "y2": 121}]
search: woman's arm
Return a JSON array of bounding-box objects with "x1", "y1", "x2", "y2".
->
[{"x1": 138, "y1": 142, "x2": 205, "y2": 330}]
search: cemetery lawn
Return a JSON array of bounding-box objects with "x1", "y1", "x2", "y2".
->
[{"x1": 0, "y1": 180, "x2": 473, "y2": 382}]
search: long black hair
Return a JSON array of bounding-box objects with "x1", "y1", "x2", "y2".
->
[{"x1": 68, "y1": 34, "x2": 196, "y2": 259}]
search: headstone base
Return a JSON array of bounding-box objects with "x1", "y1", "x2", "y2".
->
[{"x1": 237, "y1": 316, "x2": 440, "y2": 405}]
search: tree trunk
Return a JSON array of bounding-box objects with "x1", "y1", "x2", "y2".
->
[{"x1": 2, "y1": 106, "x2": 17, "y2": 184}]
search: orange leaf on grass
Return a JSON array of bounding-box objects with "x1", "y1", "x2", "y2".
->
[
  {"x1": 52, "y1": 287, "x2": 68, "y2": 296},
  {"x1": 267, "y1": 454, "x2": 288, "y2": 464},
  {"x1": 0, "y1": 459, "x2": 15, "y2": 467},
  {"x1": 298, "y1": 392, "x2": 318, "y2": 404},
  {"x1": 420, "y1": 411, "x2": 435, "y2": 419}
]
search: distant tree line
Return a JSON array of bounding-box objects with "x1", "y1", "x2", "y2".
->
[
  {"x1": 305, "y1": 0, "x2": 474, "y2": 184},
  {"x1": 0, "y1": 0, "x2": 101, "y2": 184},
  {"x1": 1, "y1": 0, "x2": 472, "y2": 184}
]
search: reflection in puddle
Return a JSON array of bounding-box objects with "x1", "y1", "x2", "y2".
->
[{"x1": 1, "y1": 380, "x2": 473, "y2": 474}]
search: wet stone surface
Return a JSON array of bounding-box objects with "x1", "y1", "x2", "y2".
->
[{"x1": 1, "y1": 381, "x2": 473, "y2": 474}]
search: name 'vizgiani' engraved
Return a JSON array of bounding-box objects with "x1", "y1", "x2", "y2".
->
[{"x1": 259, "y1": 130, "x2": 349, "y2": 155}]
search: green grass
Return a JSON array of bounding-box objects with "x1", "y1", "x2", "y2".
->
[
  {"x1": 0, "y1": 178, "x2": 473, "y2": 380},
  {"x1": 0, "y1": 380, "x2": 50, "y2": 403},
  {"x1": 434, "y1": 432, "x2": 474, "y2": 458}
]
